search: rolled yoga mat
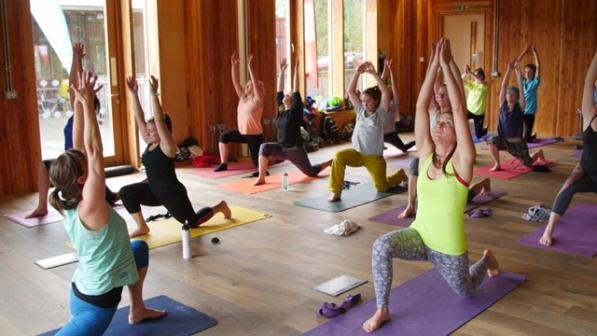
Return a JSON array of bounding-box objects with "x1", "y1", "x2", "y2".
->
[
  {"x1": 519, "y1": 203, "x2": 597, "y2": 258},
  {"x1": 38, "y1": 295, "x2": 217, "y2": 336},
  {"x1": 295, "y1": 183, "x2": 406, "y2": 213},
  {"x1": 369, "y1": 191, "x2": 507, "y2": 227},
  {"x1": 303, "y1": 270, "x2": 526, "y2": 336}
]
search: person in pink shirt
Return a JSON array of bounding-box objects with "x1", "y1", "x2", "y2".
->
[{"x1": 214, "y1": 53, "x2": 265, "y2": 173}]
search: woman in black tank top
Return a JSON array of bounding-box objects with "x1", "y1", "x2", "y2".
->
[
  {"x1": 120, "y1": 76, "x2": 231, "y2": 238},
  {"x1": 540, "y1": 47, "x2": 597, "y2": 246}
]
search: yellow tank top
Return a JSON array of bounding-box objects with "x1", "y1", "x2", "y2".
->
[{"x1": 411, "y1": 155, "x2": 468, "y2": 255}]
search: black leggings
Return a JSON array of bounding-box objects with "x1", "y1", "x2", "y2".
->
[
  {"x1": 467, "y1": 113, "x2": 486, "y2": 139},
  {"x1": 522, "y1": 114, "x2": 535, "y2": 142},
  {"x1": 119, "y1": 181, "x2": 213, "y2": 227},
  {"x1": 220, "y1": 129, "x2": 263, "y2": 166},
  {"x1": 384, "y1": 132, "x2": 414, "y2": 152},
  {"x1": 552, "y1": 171, "x2": 597, "y2": 215}
]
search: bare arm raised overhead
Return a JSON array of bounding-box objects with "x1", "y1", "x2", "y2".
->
[
  {"x1": 531, "y1": 45, "x2": 541, "y2": 79},
  {"x1": 71, "y1": 71, "x2": 109, "y2": 230},
  {"x1": 514, "y1": 60, "x2": 526, "y2": 111},
  {"x1": 347, "y1": 62, "x2": 368, "y2": 111},
  {"x1": 148, "y1": 76, "x2": 177, "y2": 158},
  {"x1": 499, "y1": 60, "x2": 516, "y2": 106},
  {"x1": 416, "y1": 41, "x2": 442, "y2": 160},
  {"x1": 277, "y1": 57, "x2": 288, "y2": 93},
  {"x1": 247, "y1": 55, "x2": 264, "y2": 103},
  {"x1": 363, "y1": 62, "x2": 392, "y2": 113},
  {"x1": 231, "y1": 53, "x2": 244, "y2": 98},
  {"x1": 70, "y1": 43, "x2": 86, "y2": 152},
  {"x1": 125, "y1": 77, "x2": 151, "y2": 144}
]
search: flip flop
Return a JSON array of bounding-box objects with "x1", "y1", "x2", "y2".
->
[
  {"x1": 468, "y1": 208, "x2": 492, "y2": 219},
  {"x1": 318, "y1": 294, "x2": 362, "y2": 318}
]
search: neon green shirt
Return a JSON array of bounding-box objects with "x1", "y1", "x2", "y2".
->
[
  {"x1": 465, "y1": 80, "x2": 488, "y2": 116},
  {"x1": 411, "y1": 156, "x2": 468, "y2": 255}
]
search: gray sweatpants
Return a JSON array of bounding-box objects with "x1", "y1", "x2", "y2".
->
[{"x1": 372, "y1": 228, "x2": 489, "y2": 308}]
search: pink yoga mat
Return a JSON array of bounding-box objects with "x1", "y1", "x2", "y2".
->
[
  {"x1": 4, "y1": 208, "x2": 63, "y2": 228},
  {"x1": 474, "y1": 159, "x2": 554, "y2": 180},
  {"x1": 304, "y1": 270, "x2": 526, "y2": 336},
  {"x1": 369, "y1": 191, "x2": 506, "y2": 227},
  {"x1": 218, "y1": 169, "x2": 329, "y2": 195},
  {"x1": 188, "y1": 160, "x2": 257, "y2": 179},
  {"x1": 519, "y1": 203, "x2": 597, "y2": 258}
]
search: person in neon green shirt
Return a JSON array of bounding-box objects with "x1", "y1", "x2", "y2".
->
[
  {"x1": 363, "y1": 39, "x2": 500, "y2": 333},
  {"x1": 463, "y1": 65, "x2": 488, "y2": 139}
]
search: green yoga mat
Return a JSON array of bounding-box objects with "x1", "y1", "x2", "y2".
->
[{"x1": 294, "y1": 183, "x2": 405, "y2": 213}]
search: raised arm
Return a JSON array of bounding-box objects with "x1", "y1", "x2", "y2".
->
[
  {"x1": 440, "y1": 41, "x2": 474, "y2": 177},
  {"x1": 125, "y1": 77, "x2": 151, "y2": 144},
  {"x1": 364, "y1": 62, "x2": 392, "y2": 113},
  {"x1": 277, "y1": 57, "x2": 288, "y2": 93},
  {"x1": 499, "y1": 60, "x2": 515, "y2": 105},
  {"x1": 292, "y1": 57, "x2": 300, "y2": 93},
  {"x1": 70, "y1": 44, "x2": 86, "y2": 152},
  {"x1": 582, "y1": 46, "x2": 597, "y2": 128},
  {"x1": 347, "y1": 62, "x2": 366, "y2": 111},
  {"x1": 416, "y1": 41, "x2": 442, "y2": 158},
  {"x1": 247, "y1": 55, "x2": 264, "y2": 103},
  {"x1": 516, "y1": 44, "x2": 532, "y2": 63},
  {"x1": 72, "y1": 71, "x2": 109, "y2": 230},
  {"x1": 514, "y1": 60, "x2": 526, "y2": 111},
  {"x1": 532, "y1": 45, "x2": 541, "y2": 79},
  {"x1": 448, "y1": 57, "x2": 467, "y2": 106},
  {"x1": 231, "y1": 53, "x2": 244, "y2": 98},
  {"x1": 149, "y1": 76, "x2": 177, "y2": 158}
]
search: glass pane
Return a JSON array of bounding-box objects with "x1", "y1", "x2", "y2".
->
[
  {"x1": 131, "y1": 0, "x2": 156, "y2": 149},
  {"x1": 30, "y1": 0, "x2": 115, "y2": 159},
  {"x1": 344, "y1": 0, "x2": 366, "y2": 92},
  {"x1": 275, "y1": 0, "x2": 290, "y2": 91},
  {"x1": 305, "y1": 0, "x2": 329, "y2": 100}
]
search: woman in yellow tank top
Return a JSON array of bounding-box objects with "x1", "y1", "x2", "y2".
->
[{"x1": 363, "y1": 39, "x2": 500, "y2": 333}]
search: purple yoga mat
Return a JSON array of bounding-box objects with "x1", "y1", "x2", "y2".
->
[
  {"x1": 303, "y1": 270, "x2": 526, "y2": 336},
  {"x1": 369, "y1": 191, "x2": 506, "y2": 227},
  {"x1": 526, "y1": 137, "x2": 562, "y2": 149},
  {"x1": 519, "y1": 203, "x2": 597, "y2": 258}
]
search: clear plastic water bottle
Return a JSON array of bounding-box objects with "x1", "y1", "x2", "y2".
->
[
  {"x1": 182, "y1": 221, "x2": 191, "y2": 259},
  {"x1": 282, "y1": 172, "x2": 289, "y2": 191}
]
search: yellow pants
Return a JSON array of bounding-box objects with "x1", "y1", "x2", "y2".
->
[{"x1": 328, "y1": 148, "x2": 407, "y2": 195}]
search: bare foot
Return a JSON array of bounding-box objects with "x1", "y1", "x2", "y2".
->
[
  {"x1": 398, "y1": 205, "x2": 415, "y2": 219},
  {"x1": 220, "y1": 200, "x2": 232, "y2": 219},
  {"x1": 25, "y1": 207, "x2": 48, "y2": 218},
  {"x1": 129, "y1": 307, "x2": 167, "y2": 325},
  {"x1": 253, "y1": 177, "x2": 266, "y2": 186},
  {"x1": 480, "y1": 185, "x2": 491, "y2": 196},
  {"x1": 489, "y1": 164, "x2": 501, "y2": 172},
  {"x1": 362, "y1": 308, "x2": 391, "y2": 333},
  {"x1": 539, "y1": 227, "x2": 553, "y2": 246},
  {"x1": 328, "y1": 193, "x2": 341, "y2": 202},
  {"x1": 483, "y1": 249, "x2": 500, "y2": 278},
  {"x1": 129, "y1": 226, "x2": 150, "y2": 238}
]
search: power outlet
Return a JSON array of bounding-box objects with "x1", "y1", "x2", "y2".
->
[{"x1": 5, "y1": 90, "x2": 18, "y2": 99}]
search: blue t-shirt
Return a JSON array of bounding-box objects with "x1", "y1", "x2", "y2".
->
[
  {"x1": 64, "y1": 116, "x2": 74, "y2": 151},
  {"x1": 522, "y1": 77, "x2": 540, "y2": 115},
  {"x1": 497, "y1": 102, "x2": 524, "y2": 139}
]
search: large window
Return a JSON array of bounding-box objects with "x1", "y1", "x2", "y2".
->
[
  {"x1": 305, "y1": 0, "x2": 330, "y2": 99},
  {"x1": 275, "y1": 0, "x2": 291, "y2": 91},
  {"x1": 30, "y1": 0, "x2": 115, "y2": 159},
  {"x1": 343, "y1": 0, "x2": 366, "y2": 91}
]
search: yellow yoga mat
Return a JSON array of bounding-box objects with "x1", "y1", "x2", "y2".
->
[{"x1": 68, "y1": 206, "x2": 271, "y2": 250}]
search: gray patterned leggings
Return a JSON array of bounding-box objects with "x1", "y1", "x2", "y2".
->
[{"x1": 372, "y1": 228, "x2": 489, "y2": 308}]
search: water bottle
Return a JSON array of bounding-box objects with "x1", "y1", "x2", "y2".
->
[
  {"x1": 182, "y1": 220, "x2": 191, "y2": 259},
  {"x1": 282, "y1": 172, "x2": 289, "y2": 191}
]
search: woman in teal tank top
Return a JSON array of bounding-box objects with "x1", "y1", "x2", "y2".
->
[
  {"x1": 363, "y1": 39, "x2": 500, "y2": 333},
  {"x1": 48, "y1": 70, "x2": 166, "y2": 335}
]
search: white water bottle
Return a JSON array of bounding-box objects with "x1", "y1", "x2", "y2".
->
[
  {"x1": 282, "y1": 172, "x2": 289, "y2": 191},
  {"x1": 182, "y1": 221, "x2": 191, "y2": 259}
]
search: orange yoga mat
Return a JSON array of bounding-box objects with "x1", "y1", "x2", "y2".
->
[
  {"x1": 218, "y1": 169, "x2": 329, "y2": 195},
  {"x1": 474, "y1": 159, "x2": 555, "y2": 180}
]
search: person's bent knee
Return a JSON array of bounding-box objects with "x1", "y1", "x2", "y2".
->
[
  {"x1": 130, "y1": 240, "x2": 149, "y2": 269},
  {"x1": 118, "y1": 186, "x2": 141, "y2": 214},
  {"x1": 372, "y1": 235, "x2": 393, "y2": 256}
]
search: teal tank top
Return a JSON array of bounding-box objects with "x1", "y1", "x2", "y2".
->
[
  {"x1": 411, "y1": 155, "x2": 469, "y2": 255},
  {"x1": 64, "y1": 206, "x2": 139, "y2": 295}
]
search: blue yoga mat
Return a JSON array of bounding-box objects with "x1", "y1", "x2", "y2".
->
[
  {"x1": 304, "y1": 270, "x2": 525, "y2": 336},
  {"x1": 294, "y1": 183, "x2": 406, "y2": 213},
  {"x1": 38, "y1": 295, "x2": 217, "y2": 336}
]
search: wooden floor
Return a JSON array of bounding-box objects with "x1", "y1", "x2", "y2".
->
[{"x1": 1, "y1": 135, "x2": 596, "y2": 336}]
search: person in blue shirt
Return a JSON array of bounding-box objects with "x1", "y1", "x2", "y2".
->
[{"x1": 516, "y1": 44, "x2": 541, "y2": 142}]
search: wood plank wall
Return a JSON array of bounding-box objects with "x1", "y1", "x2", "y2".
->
[
  {"x1": 385, "y1": 0, "x2": 597, "y2": 137},
  {"x1": 0, "y1": 0, "x2": 40, "y2": 196}
]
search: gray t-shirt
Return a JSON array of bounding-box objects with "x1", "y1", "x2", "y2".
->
[{"x1": 352, "y1": 106, "x2": 386, "y2": 156}]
